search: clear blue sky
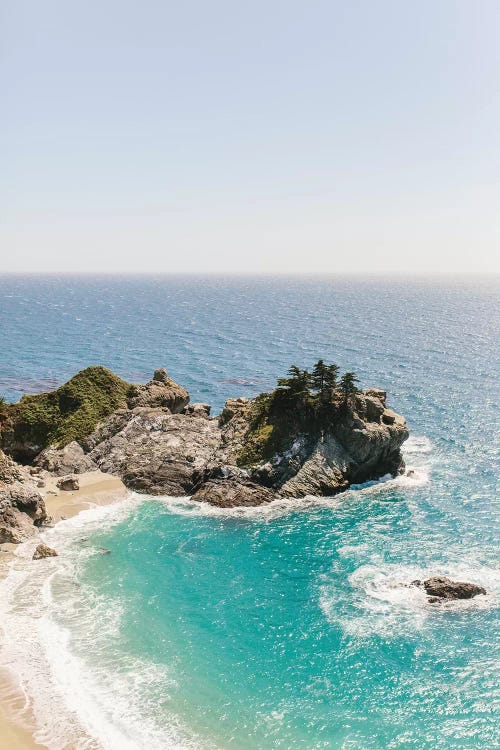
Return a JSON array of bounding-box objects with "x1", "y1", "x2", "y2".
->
[{"x1": 2, "y1": 0, "x2": 499, "y2": 273}]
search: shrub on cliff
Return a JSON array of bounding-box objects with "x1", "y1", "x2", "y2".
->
[{"x1": 6, "y1": 366, "x2": 133, "y2": 453}]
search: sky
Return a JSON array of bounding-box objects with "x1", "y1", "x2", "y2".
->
[{"x1": 1, "y1": 0, "x2": 499, "y2": 274}]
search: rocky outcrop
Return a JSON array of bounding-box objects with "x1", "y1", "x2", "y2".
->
[
  {"x1": 0, "y1": 450, "x2": 47, "y2": 543},
  {"x1": 413, "y1": 576, "x2": 487, "y2": 602},
  {"x1": 88, "y1": 408, "x2": 221, "y2": 495},
  {"x1": 33, "y1": 543, "x2": 58, "y2": 560},
  {"x1": 1, "y1": 366, "x2": 409, "y2": 511},
  {"x1": 83, "y1": 383, "x2": 407, "y2": 505},
  {"x1": 127, "y1": 369, "x2": 189, "y2": 412}
]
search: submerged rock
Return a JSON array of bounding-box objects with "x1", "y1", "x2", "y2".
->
[
  {"x1": 33, "y1": 543, "x2": 58, "y2": 560},
  {"x1": 192, "y1": 480, "x2": 275, "y2": 507},
  {"x1": 413, "y1": 576, "x2": 487, "y2": 601}
]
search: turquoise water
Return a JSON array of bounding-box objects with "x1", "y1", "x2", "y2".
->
[{"x1": 0, "y1": 275, "x2": 499, "y2": 749}]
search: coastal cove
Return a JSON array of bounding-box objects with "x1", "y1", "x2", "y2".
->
[{"x1": 0, "y1": 275, "x2": 499, "y2": 749}]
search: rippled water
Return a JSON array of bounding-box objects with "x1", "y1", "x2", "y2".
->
[{"x1": 0, "y1": 275, "x2": 499, "y2": 749}]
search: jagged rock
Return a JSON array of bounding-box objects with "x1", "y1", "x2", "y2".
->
[
  {"x1": 416, "y1": 576, "x2": 487, "y2": 601},
  {"x1": 33, "y1": 543, "x2": 58, "y2": 560},
  {"x1": 83, "y1": 384, "x2": 408, "y2": 504},
  {"x1": 35, "y1": 441, "x2": 97, "y2": 476},
  {"x1": 2, "y1": 367, "x2": 410, "y2": 510},
  {"x1": 183, "y1": 403, "x2": 211, "y2": 418},
  {"x1": 88, "y1": 408, "x2": 221, "y2": 495},
  {"x1": 0, "y1": 450, "x2": 47, "y2": 543},
  {"x1": 127, "y1": 369, "x2": 189, "y2": 412},
  {"x1": 192, "y1": 480, "x2": 275, "y2": 507},
  {"x1": 365, "y1": 388, "x2": 387, "y2": 405},
  {"x1": 56, "y1": 475, "x2": 80, "y2": 491},
  {"x1": 382, "y1": 409, "x2": 398, "y2": 425},
  {"x1": 219, "y1": 398, "x2": 250, "y2": 426}
]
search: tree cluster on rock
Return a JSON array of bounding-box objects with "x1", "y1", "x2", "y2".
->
[{"x1": 276, "y1": 360, "x2": 360, "y2": 407}]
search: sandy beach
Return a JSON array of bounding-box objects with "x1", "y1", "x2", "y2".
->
[{"x1": 0, "y1": 470, "x2": 128, "y2": 750}]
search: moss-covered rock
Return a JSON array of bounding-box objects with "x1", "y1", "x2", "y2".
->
[{"x1": 2, "y1": 367, "x2": 133, "y2": 459}]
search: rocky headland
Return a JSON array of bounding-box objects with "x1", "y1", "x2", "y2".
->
[{"x1": 1, "y1": 363, "x2": 409, "y2": 542}]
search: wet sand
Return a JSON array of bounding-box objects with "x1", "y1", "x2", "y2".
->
[{"x1": 0, "y1": 470, "x2": 128, "y2": 750}]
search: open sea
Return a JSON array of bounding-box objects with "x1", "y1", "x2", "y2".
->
[{"x1": 0, "y1": 274, "x2": 498, "y2": 750}]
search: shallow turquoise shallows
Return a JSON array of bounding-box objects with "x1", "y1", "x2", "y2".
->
[{"x1": 0, "y1": 275, "x2": 498, "y2": 749}]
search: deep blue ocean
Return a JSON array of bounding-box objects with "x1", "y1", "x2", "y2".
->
[{"x1": 0, "y1": 275, "x2": 498, "y2": 750}]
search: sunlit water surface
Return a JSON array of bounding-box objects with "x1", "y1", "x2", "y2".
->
[{"x1": 0, "y1": 275, "x2": 498, "y2": 749}]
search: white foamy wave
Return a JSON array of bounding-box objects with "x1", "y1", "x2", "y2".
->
[
  {"x1": 319, "y1": 563, "x2": 499, "y2": 639},
  {"x1": 155, "y1": 468, "x2": 429, "y2": 522},
  {"x1": 0, "y1": 495, "x2": 212, "y2": 750},
  {"x1": 155, "y1": 493, "x2": 344, "y2": 521}
]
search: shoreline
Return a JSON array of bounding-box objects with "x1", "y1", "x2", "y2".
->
[{"x1": 0, "y1": 470, "x2": 129, "y2": 750}]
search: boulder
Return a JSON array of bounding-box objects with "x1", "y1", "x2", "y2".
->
[
  {"x1": 127, "y1": 369, "x2": 189, "y2": 413},
  {"x1": 192, "y1": 480, "x2": 275, "y2": 507},
  {"x1": 183, "y1": 403, "x2": 211, "y2": 418},
  {"x1": 413, "y1": 576, "x2": 487, "y2": 601},
  {"x1": 33, "y1": 543, "x2": 58, "y2": 560},
  {"x1": 35, "y1": 441, "x2": 96, "y2": 476},
  {"x1": 0, "y1": 507, "x2": 39, "y2": 544},
  {"x1": 56, "y1": 475, "x2": 80, "y2": 491},
  {"x1": 365, "y1": 388, "x2": 387, "y2": 405}
]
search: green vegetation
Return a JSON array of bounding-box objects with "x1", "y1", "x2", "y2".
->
[
  {"x1": 6, "y1": 366, "x2": 133, "y2": 450},
  {"x1": 237, "y1": 360, "x2": 361, "y2": 467}
]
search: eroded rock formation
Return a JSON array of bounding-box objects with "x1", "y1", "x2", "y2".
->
[
  {"x1": 1, "y1": 365, "x2": 411, "y2": 542},
  {"x1": 0, "y1": 450, "x2": 47, "y2": 543}
]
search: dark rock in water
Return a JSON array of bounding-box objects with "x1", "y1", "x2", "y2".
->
[
  {"x1": 33, "y1": 543, "x2": 58, "y2": 560},
  {"x1": 56, "y1": 474, "x2": 80, "y2": 491},
  {"x1": 424, "y1": 576, "x2": 486, "y2": 600},
  {"x1": 413, "y1": 576, "x2": 486, "y2": 601},
  {"x1": 192, "y1": 480, "x2": 275, "y2": 508}
]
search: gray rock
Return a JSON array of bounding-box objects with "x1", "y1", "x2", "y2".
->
[
  {"x1": 56, "y1": 475, "x2": 80, "y2": 491},
  {"x1": 33, "y1": 543, "x2": 58, "y2": 560},
  {"x1": 89, "y1": 408, "x2": 221, "y2": 495},
  {"x1": 192, "y1": 480, "x2": 275, "y2": 507},
  {"x1": 35, "y1": 441, "x2": 97, "y2": 476},
  {"x1": 83, "y1": 383, "x2": 408, "y2": 506},
  {"x1": 183, "y1": 403, "x2": 211, "y2": 418},
  {"x1": 0, "y1": 450, "x2": 47, "y2": 543},
  {"x1": 127, "y1": 369, "x2": 189, "y2": 412}
]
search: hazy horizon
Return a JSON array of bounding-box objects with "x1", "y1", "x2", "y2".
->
[{"x1": 2, "y1": 1, "x2": 499, "y2": 274}]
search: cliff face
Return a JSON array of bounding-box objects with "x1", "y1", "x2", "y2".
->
[
  {"x1": 0, "y1": 367, "x2": 409, "y2": 533},
  {"x1": 0, "y1": 450, "x2": 47, "y2": 543}
]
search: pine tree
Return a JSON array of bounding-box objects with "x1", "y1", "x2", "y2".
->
[
  {"x1": 277, "y1": 365, "x2": 311, "y2": 399},
  {"x1": 311, "y1": 360, "x2": 327, "y2": 393},
  {"x1": 324, "y1": 364, "x2": 339, "y2": 392},
  {"x1": 340, "y1": 371, "x2": 359, "y2": 402}
]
